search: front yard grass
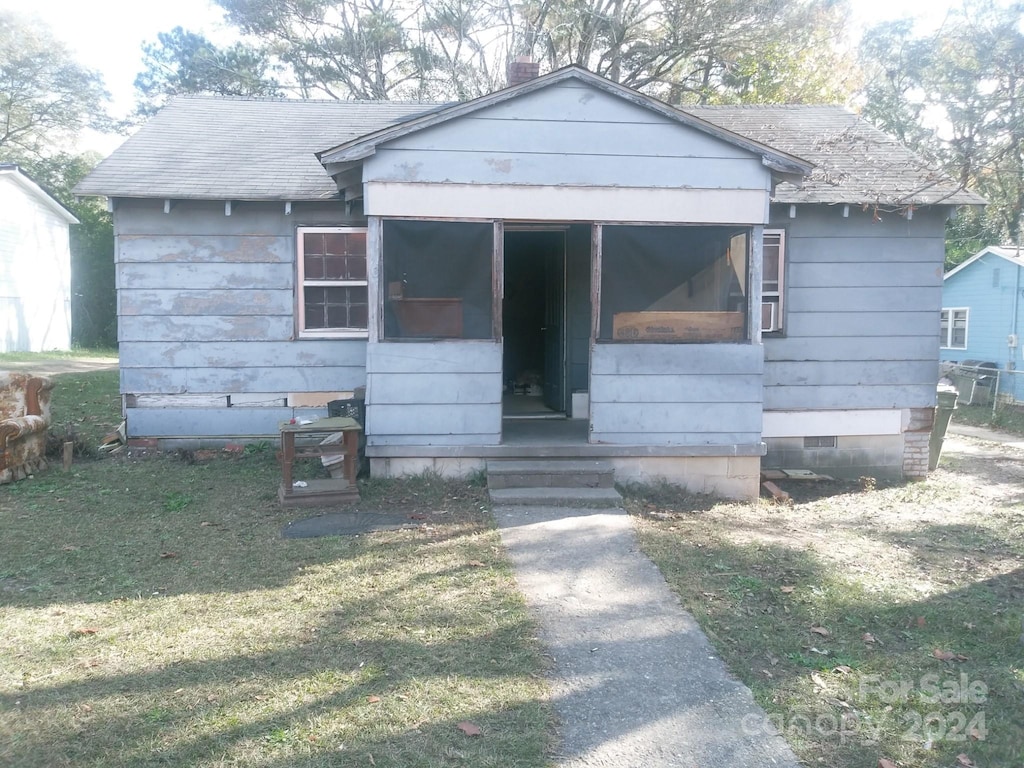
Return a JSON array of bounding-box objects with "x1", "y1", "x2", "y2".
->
[
  {"x1": 626, "y1": 466, "x2": 1024, "y2": 768},
  {"x1": 1, "y1": 369, "x2": 549, "y2": 767}
]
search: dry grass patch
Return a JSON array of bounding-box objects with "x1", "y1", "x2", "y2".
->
[{"x1": 627, "y1": 447, "x2": 1024, "y2": 768}]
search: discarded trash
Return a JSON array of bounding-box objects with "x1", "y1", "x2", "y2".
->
[{"x1": 292, "y1": 480, "x2": 308, "y2": 488}]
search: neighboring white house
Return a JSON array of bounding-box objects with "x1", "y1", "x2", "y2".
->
[{"x1": 0, "y1": 164, "x2": 79, "y2": 353}]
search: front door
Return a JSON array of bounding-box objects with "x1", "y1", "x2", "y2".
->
[{"x1": 503, "y1": 229, "x2": 567, "y2": 417}]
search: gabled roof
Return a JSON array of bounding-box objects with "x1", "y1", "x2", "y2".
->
[
  {"x1": 684, "y1": 105, "x2": 985, "y2": 207},
  {"x1": 317, "y1": 66, "x2": 812, "y2": 178},
  {"x1": 944, "y1": 245, "x2": 1024, "y2": 280},
  {"x1": 0, "y1": 165, "x2": 79, "y2": 224},
  {"x1": 75, "y1": 70, "x2": 983, "y2": 208},
  {"x1": 74, "y1": 98, "x2": 443, "y2": 200}
]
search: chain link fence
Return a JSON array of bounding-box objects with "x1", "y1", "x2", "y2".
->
[{"x1": 944, "y1": 362, "x2": 1024, "y2": 426}]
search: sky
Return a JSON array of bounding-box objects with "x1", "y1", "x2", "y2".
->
[{"x1": 3, "y1": 0, "x2": 965, "y2": 154}]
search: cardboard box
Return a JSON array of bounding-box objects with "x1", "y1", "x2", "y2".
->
[{"x1": 612, "y1": 311, "x2": 744, "y2": 341}]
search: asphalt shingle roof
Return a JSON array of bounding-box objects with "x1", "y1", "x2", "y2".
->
[
  {"x1": 683, "y1": 104, "x2": 984, "y2": 206},
  {"x1": 76, "y1": 97, "x2": 443, "y2": 201},
  {"x1": 77, "y1": 93, "x2": 984, "y2": 208}
]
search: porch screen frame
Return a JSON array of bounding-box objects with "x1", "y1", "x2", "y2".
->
[
  {"x1": 369, "y1": 217, "x2": 502, "y2": 342},
  {"x1": 591, "y1": 222, "x2": 758, "y2": 344}
]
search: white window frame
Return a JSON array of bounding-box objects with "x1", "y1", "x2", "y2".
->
[
  {"x1": 762, "y1": 229, "x2": 785, "y2": 333},
  {"x1": 940, "y1": 307, "x2": 969, "y2": 350},
  {"x1": 297, "y1": 226, "x2": 369, "y2": 339}
]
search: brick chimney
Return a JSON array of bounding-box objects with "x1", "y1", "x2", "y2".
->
[{"x1": 507, "y1": 56, "x2": 540, "y2": 87}]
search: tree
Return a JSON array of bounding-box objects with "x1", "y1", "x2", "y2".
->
[
  {"x1": 0, "y1": 11, "x2": 110, "y2": 160},
  {"x1": 135, "y1": 27, "x2": 283, "y2": 116},
  {"x1": 859, "y1": 1, "x2": 1024, "y2": 267},
  {"x1": 138, "y1": 0, "x2": 856, "y2": 105}
]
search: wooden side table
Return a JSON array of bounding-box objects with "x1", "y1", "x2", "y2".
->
[{"x1": 278, "y1": 416, "x2": 361, "y2": 507}]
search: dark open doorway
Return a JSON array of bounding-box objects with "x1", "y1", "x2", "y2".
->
[{"x1": 503, "y1": 229, "x2": 566, "y2": 418}]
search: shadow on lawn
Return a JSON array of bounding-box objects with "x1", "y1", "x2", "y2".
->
[{"x1": 0, "y1": 454, "x2": 490, "y2": 607}]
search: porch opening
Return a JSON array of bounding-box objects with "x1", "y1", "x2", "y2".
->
[{"x1": 502, "y1": 229, "x2": 566, "y2": 419}]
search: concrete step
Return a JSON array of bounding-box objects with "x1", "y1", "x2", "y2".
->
[
  {"x1": 489, "y1": 486, "x2": 623, "y2": 507},
  {"x1": 486, "y1": 459, "x2": 615, "y2": 489}
]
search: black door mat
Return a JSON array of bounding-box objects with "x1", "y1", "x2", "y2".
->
[{"x1": 282, "y1": 512, "x2": 423, "y2": 539}]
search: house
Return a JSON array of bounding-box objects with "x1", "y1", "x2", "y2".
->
[
  {"x1": 0, "y1": 165, "x2": 78, "y2": 353},
  {"x1": 940, "y1": 245, "x2": 1024, "y2": 402},
  {"x1": 74, "y1": 66, "x2": 983, "y2": 499}
]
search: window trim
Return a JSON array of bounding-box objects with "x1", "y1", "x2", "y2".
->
[
  {"x1": 296, "y1": 225, "x2": 369, "y2": 339},
  {"x1": 940, "y1": 307, "x2": 969, "y2": 350},
  {"x1": 762, "y1": 228, "x2": 785, "y2": 334}
]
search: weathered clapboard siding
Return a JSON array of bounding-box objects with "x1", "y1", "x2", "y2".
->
[
  {"x1": 126, "y1": 407, "x2": 296, "y2": 437},
  {"x1": 119, "y1": 235, "x2": 292, "y2": 263},
  {"x1": 119, "y1": 262, "x2": 294, "y2": 290},
  {"x1": 119, "y1": 289, "x2": 294, "y2": 316},
  {"x1": 119, "y1": 314, "x2": 295, "y2": 342},
  {"x1": 120, "y1": 340, "x2": 367, "y2": 369},
  {"x1": 366, "y1": 150, "x2": 764, "y2": 189},
  {"x1": 590, "y1": 344, "x2": 763, "y2": 445},
  {"x1": 784, "y1": 312, "x2": 937, "y2": 338},
  {"x1": 764, "y1": 204, "x2": 947, "y2": 412},
  {"x1": 365, "y1": 341, "x2": 502, "y2": 446},
  {"x1": 764, "y1": 360, "x2": 938, "y2": 387},
  {"x1": 363, "y1": 81, "x2": 771, "y2": 225},
  {"x1": 122, "y1": 365, "x2": 365, "y2": 395},
  {"x1": 114, "y1": 199, "x2": 353, "y2": 237},
  {"x1": 113, "y1": 198, "x2": 367, "y2": 438}
]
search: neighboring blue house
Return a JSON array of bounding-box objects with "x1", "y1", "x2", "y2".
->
[{"x1": 941, "y1": 245, "x2": 1024, "y2": 402}]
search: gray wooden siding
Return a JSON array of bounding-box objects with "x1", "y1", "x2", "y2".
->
[
  {"x1": 365, "y1": 341, "x2": 502, "y2": 446},
  {"x1": 590, "y1": 344, "x2": 763, "y2": 445},
  {"x1": 114, "y1": 198, "x2": 366, "y2": 438},
  {"x1": 766, "y1": 205, "x2": 947, "y2": 411},
  {"x1": 364, "y1": 81, "x2": 768, "y2": 193}
]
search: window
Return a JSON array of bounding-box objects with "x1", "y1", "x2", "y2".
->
[
  {"x1": 600, "y1": 225, "x2": 749, "y2": 342},
  {"x1": 382, "y1": 220, "x2": 493, "y2": 340},
  {"x1": 762, "y1": 229, "x2": 785, "y2": 333},
  {"x1": 297, "y1": 227, "x2": 368, "y2": 337},
  {"x1": 940, "y1": 308, "x2": 969, "y2": 349}
]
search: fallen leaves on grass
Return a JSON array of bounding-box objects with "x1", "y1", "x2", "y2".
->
[
  {"x1": 159, "y1": 552, "x2": 178, "y2": 559},
  {"x1": 780, "y1": 585, "x2": 795, "y2": 593},
  {"x1": 877, "y1": 759, "x2": 898, "y2": 768},
  {"x1": 810, "y1": 626, "x2": 831, "y2": 637},
  {"x1": 367, "y1": 695, "x2": 381, "y2": 704},
  {"x1": 70, "y1": 628, "x2": 99, "y2": 637},
  {"x1": 456, "y1": 721, "x2": 482, "y2": 737},
  {"x1": 957, "y1": 755, "x2": 974, "y2": 767},
  {"x1": 467, "y1": 560, "x2": 486, "y2": 567},
  {"x1": 862, "y1": 633, "x2": 877, "y2": 644}
]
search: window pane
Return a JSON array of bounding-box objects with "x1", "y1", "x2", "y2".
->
[
  {"x1": 600, "y1": 225, "x2": 748, "y2": 342},
  {"x1": 304, "y1": 286, "x2": 368, "y2": 330},
  {"x1": 304, "y1": 231, "x2": 366, "y2": 280},
  {"x1": 383, "y1": 220, "x2": 493, "y2": 339}
]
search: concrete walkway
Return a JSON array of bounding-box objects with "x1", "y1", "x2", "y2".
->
[
  {"x1": 947, "y1": 422, "x2": 1024, "y2": 451},
  {"x1": 495, "y1": 504, "x2": 800, "y2": 768}
]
